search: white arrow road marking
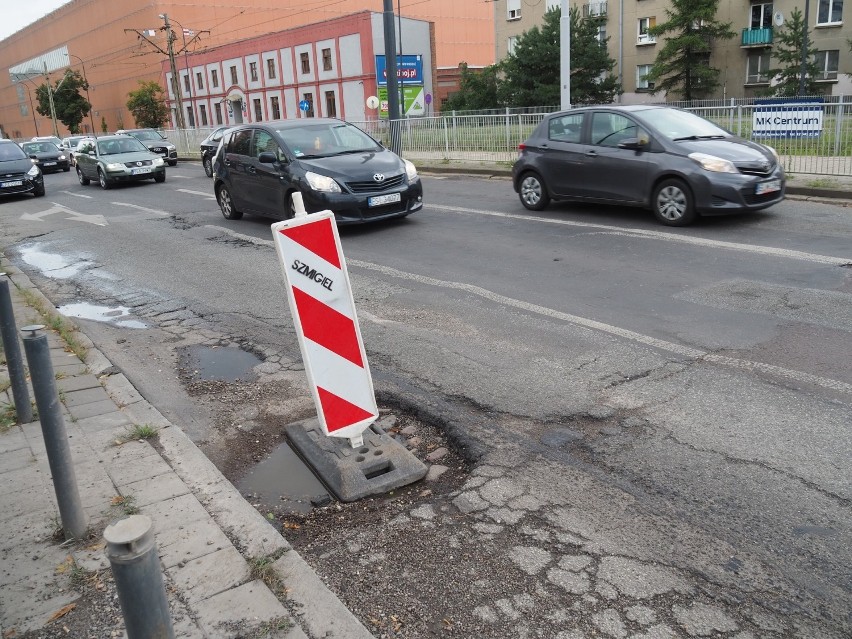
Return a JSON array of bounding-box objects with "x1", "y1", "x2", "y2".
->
[
  {"x1": 65, "y1": 211, "x2": 108, "y2": 226},
  {"x1": 60, "y1": 190, "x2": 93, "y2": 198},
  {"x1": 204, "y1": 223, "x2": 852, "y2": 398},
  {"x1": 111, "y1": 202, "x2": 169, "y2": 216},
  {"x1": 22, "y1": 203, "x2": 107, "y2": 225},
  {"x1": 20, "y1": 206, "x2": 65, "y2": 221},
  {"x1": 177, "y1": 188, "x2": 217, "y2": 200}
]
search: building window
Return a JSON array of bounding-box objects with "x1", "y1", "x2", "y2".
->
[
  {"x1": 214, "y1": 102, "x2": 223, "y2": 125},
  {"x1": 636, "y1": 64, "x2": 654, "y2": 90},
  {"x1": 746, "y1": 51, "x2": 771, "y2": 83},
  {"x1": 230, "y1": 66, "x2": 238, "y2": 85},
  {"x1": 253, "y1": 98, "x2": 263, "y2": 121},
  {"x1": 186, "y1": 106, "x2": 195, "y2": 127},
  {"x1": 267, "y1": 59, "x2": 276, "y2": 79},
  {"x1": 325, "y1": 91, "x2": 337, "y2": 117},
  {"x1": 322, "y1": 48, "x2": 332, "y2": 71},
  {"x1": 183, "y1": 75, "x2": 191, "y2": 92},
  {"x1": 249, "y1": 62, "x2": 258, "y2": 82},
  {"x1": 750, "y1": 2, "x2": 773, "y2": 28},
  {"x1": 815, "y1": 50, "x2": 839, "y2": 80},
  {"x1": 199, "y1": 104, "x2": 208, "y2": 126},
  {"x1": 195, "y1": 72, "x2": 204, "y2": 90},
  {"x1": 507, "y1": 36, "x2": 518, "y2": 54},
  {"x1": 211, "y1": 69, "x2": 219, "y2": 88},
  {"x1": 597, "y1": 24, "x2": 607, "y2": 44},
  {"x1": 638, "y1": 17, "x2": 656, "y2": 44},
  {"x1": 507, "y1": 0, "x2": 521, "y2": 20},
  {"x1": 303, "y1": 92, "x2": 314, "y2": 117},
  {"x1": 817, "y1": 0, "x2": 843, "y2": 23},
  {"x1": 271, "y1": 96, "x2": 281, "y2": 120},
  {"x1": 300, "y1": 52, "x2": 311, "y2": 74}
]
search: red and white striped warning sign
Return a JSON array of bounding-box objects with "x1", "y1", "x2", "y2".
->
[{"x1": 271, "y1": 210, "x2": 378, "y2": 443}]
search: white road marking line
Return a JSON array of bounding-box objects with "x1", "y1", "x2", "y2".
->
[
  {"x1": 427, "y1": 203, "x2": 851, "y2": 266},
  {"x1": 168, "y1": 175, "x2": 192, "y2": 179},
  {"x1": 177, "y1": 188, "x2": 216, "y2": 199},
  {"x1": 60, "y1": 190, "x2": 93, "y2": 198},
  {"x1": 111, "y1": 202, "x2": 169, "y2": 216},
  {"x1": 205, "y1": 223, "x2": 852, "y2": 397}
]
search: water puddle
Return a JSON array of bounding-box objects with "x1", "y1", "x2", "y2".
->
[
  {"x1": 235, "y1": 441, "x2": 328, "y2": 514},
  {"x1": 58, "y1": 302, "x2": 147, "y2": 328},
  {"x1": 179, "y1": 345, "x2": 261, "y2": 382},
  {"x1": 19, "y1": 246, "x2": 91, "y2": 279}
]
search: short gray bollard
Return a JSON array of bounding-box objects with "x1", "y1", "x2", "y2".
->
[
  {"x1": 105, "y1": 515, "x2": 175, "y2": 639},
  {"x1": 0, "y1": 274, "x2": 33, "y2": 423},
  {"x1": 21, "y1": 324, "x2": 88, "y2": 540}
]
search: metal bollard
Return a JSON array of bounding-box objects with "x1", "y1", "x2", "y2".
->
[
  {"x1": 104, "y1": 515, "x2": 175, "y2": 639},
  {"x1": 0, "y1": 274, "x2": 33, "y2": 423},
  {"x1": 21, "y1": 324, "x2": 87, "y2": 540}
]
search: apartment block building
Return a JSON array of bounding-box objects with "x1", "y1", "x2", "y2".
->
[{"x1": 494, "y1": 0, "x2": 851, "y2": 102}]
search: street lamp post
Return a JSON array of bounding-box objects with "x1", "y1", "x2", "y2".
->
[
  {"x1": 43, "y1": 62, "x2": 60, "y2": 137},
  {"x1": 19, "y1": 78, "x2": 41, "y2": 136},
  {"x1": 65, "y1": 53, "x2": 97, "y2": 135}
]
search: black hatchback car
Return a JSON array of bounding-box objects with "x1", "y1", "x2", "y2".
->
[
  {"x1": 20, "y1": 141, "x2": 70, "y2": 173},
  {"x1": 0, "y1": 140, "x2": 44, "y2": 198},
  {"x1": 512, "y1": 105, "x2": 785, "y2": 226},
  {"x1": 212, "y1": 119, "x2": 423, "y2": 224}
]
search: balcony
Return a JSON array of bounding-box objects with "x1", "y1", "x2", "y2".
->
[
  {"x1": 741, "y1": 27, "x2": 773, "y2": 47},
  {"x1": 583, "y1": 2, "x2": 607, "y2": 18}
]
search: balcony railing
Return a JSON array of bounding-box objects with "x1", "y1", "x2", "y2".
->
[
  {"x1": 741, "y1": 27, "x2": 773, "y2": 46},
  {"x1": 583, "y1": 2, "x2": 607, "y2": 17}
]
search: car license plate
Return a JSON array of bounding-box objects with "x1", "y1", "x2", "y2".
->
[
  {"x1": 755, "y1": 179, "x2": 780, "y2": 195},
  {"x1": 368, "y1": 192, "x2": 402, "y2": 207},
  {"x1": 1, "y1": 181, "x2": 23, "y2": 188},
  {"x1": 131, "y1": 167, "x2": 152, "y2": 175},
  {"x1": 44, "y1": 162, "x2": 56, "y2": 166}
]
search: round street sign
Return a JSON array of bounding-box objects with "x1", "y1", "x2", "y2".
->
[
  {"x1": 299, "y1": 100, "x2": 310, "y2": 112},
  {"x1": 366, "y1": 96, "x2": 380, "y2": 109}
]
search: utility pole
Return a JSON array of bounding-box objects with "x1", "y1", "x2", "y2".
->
[
  {"x1": 382, "y1": 0, "x2": 401, "y2": 154},
  {"x1": 560, "y1": 0, "x2": 571, "y2": 110},
  {"x1": 43, "y1": 62, "x2": 60, "y2": 137},
  {"x1": 797, "y1": 0, "x2": 811, "y2": 97},
  {"x1": 160, "y1": 14, "x2": 186, "y2": 129}
]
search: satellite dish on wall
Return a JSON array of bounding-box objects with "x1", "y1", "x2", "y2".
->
[{"x1": 773, "y1": 11, "x2": 784, "y2": 26}]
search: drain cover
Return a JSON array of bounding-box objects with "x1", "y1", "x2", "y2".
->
[{"x1": 286, "y1": 419, "x2": 428, "y2": 502}]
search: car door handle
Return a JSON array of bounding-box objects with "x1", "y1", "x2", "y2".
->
[
  {"x1": 585, "y1": 150, "x2": 598, "y2": 157},
  {"x1": 247, "y1": 166, "x2": 256, "y2": 174}
]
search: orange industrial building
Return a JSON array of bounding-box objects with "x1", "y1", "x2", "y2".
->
[{"x1": 0, "y1": 0, "x2": 494, "y2": 139}]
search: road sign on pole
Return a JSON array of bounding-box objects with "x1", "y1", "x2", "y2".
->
[{"x1": 271, "y1": 199, "x2": 378, "y2": 447}]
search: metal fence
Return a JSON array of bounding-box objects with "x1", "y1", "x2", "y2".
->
[{"x1": 162, "y1": 96, "x2": 852, "y2": 177}]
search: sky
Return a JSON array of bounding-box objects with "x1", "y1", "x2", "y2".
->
[{"x1": 0, "y1": 0, "x2": 71, "y2": 42}]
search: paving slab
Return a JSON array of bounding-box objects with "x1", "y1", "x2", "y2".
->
[
  {"x1": 166, "y1": 546, "x2": 251, "y2": 604},
  {"x1": 61, "y1": 386, "x2": 111, "y2": 407},
  {"x1": 192, "y1": 579, "x2": 294, "y2": 637},
  {"x1": 121, "y1": 472, "x2": 191, "y2": 507},
  {"x1": 157, "y1": 517, "x2": 233, "y2": 568}
]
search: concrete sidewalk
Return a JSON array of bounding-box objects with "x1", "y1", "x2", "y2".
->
[{"x1": 0, "y1": 265, "x2": 373, "y2": 637}]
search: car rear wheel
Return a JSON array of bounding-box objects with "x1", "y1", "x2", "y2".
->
[
  {"x1": 652, "y1": 178, "x2": 696, "y2": 226},
  {"x1": 63, "y1": 166, "x2": 70, "y2": 172},
  {"x1": 518, "y1": 172, "x2": 550, "y2": 211},
  {"x1": 77, "y1": 167, "x2": 89, "y2": 185},
  {"x1": 168, "y1": 160, "x2": 177, "y2": 167},
  {"x1": 98, "y1": 169, "x2": 112, "y2": 190},
  {"x1": 217, "y1": 184, "x2": 243, "y2": 220},
  {"x1": 203, "y1": 156, "x2": 213, "y2": 178}
]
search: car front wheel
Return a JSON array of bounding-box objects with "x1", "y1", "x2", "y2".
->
[
  {"x1": 98, "y1": 169, "x2": 112, "y2": 190},
  {"x1": 652, "y1": 178, "x2": 696, "y2": 226},
  {"x1": 518, "y1": 172, "x2": 550, "y2": 211},
  {"x1": 77, "y1": 167, "x2": 90, "y2": 185},
  {"x1": 217, "y1": 184, "x2": 243, "y2": 220},
  {"x1": 203, "y1": 155, "x2": 213, "y2": 178},
  {"x1": 154, "y1": 173, "x2": 166, "y2": 183}
]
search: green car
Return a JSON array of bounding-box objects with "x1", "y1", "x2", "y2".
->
[{"x1": 75, "y1": 135, "x2": 166, "y2": 190}]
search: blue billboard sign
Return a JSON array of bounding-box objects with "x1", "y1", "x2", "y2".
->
[{"x1": 375, "y1": 55, "x2": 423, "y2": 86}]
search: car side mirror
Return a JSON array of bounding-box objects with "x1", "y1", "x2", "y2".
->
[
  {"x1": 258, "y1": 151, "x2": 279, "y2": 164},
  {"x1": 617, "y1": 137, "x2": 648, "y2": 150},
  {"x1": 28, "y1": 154, "x2": 38, "y2": 160}
]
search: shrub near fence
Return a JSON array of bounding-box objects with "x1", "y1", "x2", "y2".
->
[{"x1": 162, "y1": 96, "x2": 852, "y2": 176}]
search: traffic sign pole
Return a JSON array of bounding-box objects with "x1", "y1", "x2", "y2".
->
[{"x1": 271, "y1": 196, "x2": 378, "y2": 448}]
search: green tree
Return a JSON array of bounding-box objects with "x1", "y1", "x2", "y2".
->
[
  {"x1": 646, "y1": 0, "x2": 735, "y2": 101},
  {"x1": 498, "y1": 7, "x2": 620, "y2": 107},
  {"x1": 763, "y1": 8, "x2": 822, "y2": 96},
  {"x1": 441, "y1": 63, "x2": 501, "y2": 112},
  {"x1": 100, "y1": 116, "x2": 108, "y2": 133},
  {"x1": 35, "y1": 70, "x2": 91, "y2": 134},
  {"x1": 126, "y1": 81, "x2": 169, "y2": 128}
]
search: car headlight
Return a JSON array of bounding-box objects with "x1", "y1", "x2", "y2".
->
[
  {"x1": 106, "y1": 162, "x2": 124, "y2": 171},
  {"x1": 153, "y1": 157, "x2": 164, "y2": 166},
  {"x1": 27, "y1": 165, "x2": 40, "y2": 176},
  {"x1": 166, "y1": 145, "x2": 175, "y2": 151},
  {"x1": 404, "y1": 158, "x2": 418, "y2": 182},
  {"x1": 763, "y1": 144, "x2": 780, "y2": 163},
  {"x1": 59, "y1": 155, "x2": 66, "y2": 160},
  {"x1": 688, "y1": 152, "x2": 738, "y2": 174},
  {"x1": 305, "y1": 171, "x2": 341, "y2": 193}
]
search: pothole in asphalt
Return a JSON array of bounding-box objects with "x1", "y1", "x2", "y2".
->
[
  {"x1": 234, "y1": 440, "x2": 329, "y2": 515},
  {"x1": 178, "y1": 344, "x2": 262, "y2": 382},
  {"x1": 57, "y1": 301, "x2": 147, "y2": 328}
]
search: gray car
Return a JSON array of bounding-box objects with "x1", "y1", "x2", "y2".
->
[
  {"x1": 74, "y1": 135, "x2": 166, "y2": 189},
  {"x1": 512, "y1": 105, "x2": 785, "y2": 226}
]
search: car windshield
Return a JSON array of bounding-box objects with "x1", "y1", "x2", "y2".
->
[
  {"x1": 0, "y1": 144, "x2": 26, "y2": 161},
  {"x1": 22, "y1": 142, "x2": 57, "y2": 153},
  {"x1": 638, "y1": 108, "x2": 729, "y2": 141},
  {"x1": 98, "y1": 138, "x2": 147, "y2": 155},
  {"x1": 274, "y1": 122, "x2": 381, "y2": 158},
  {"x1": 128, "y1": 130, "x2": 163, "y2": 141}
]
